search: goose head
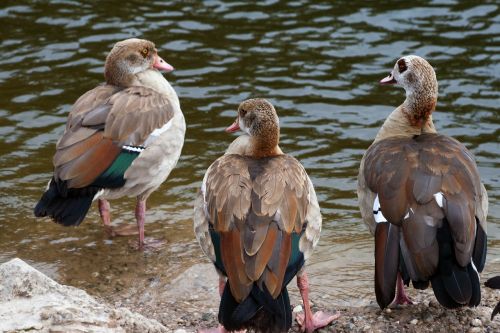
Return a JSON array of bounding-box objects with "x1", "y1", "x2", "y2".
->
[
  {"x1": 380, "y1": 55, "x2": 438, "y2": 127},
  {"x1": 104, "y1": 38, "x2": 174, "y2": 87},
  {"x1": 226, "y1": 98, "x2": 281, "y2": 157}
]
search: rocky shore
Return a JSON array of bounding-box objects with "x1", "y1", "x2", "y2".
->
[
  {"x1": 0, "y1": 258, "x2": 167, "y2": 333},
  {"x1": 1, "y1": 259, "x2": 498, "y2": 332}
]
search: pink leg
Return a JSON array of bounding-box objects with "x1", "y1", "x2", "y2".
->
[
  {"x1": 98, "y1": 199, "x2": 111, "y2": 226},
  {"x1": 99, "y1": 199, "x2": 138, "y2": 237},
  {"x1": 296, "y1": 272, "x2": 339, "y2": 333},
  {"x1": 393, "y1": 272, "x2": 413, "y2": 305},
  {"x1": 135, "y1": 199, "x2": 146, "y2": 249}
]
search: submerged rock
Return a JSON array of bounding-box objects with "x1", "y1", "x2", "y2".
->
[{"x1": 0, "y1": 258, "x2": 167, "y2": 333}]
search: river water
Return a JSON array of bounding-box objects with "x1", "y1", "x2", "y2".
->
[{"x1": 0, "y1": 0, "x2": 498, "y2": 307}]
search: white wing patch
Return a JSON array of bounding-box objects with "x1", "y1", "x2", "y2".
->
[
  {"x1": 200, "y1": 171, "x2": 209, "y2": 218},
  {"x1": 373, "y1": 195, "x2": 387, "y2": 223},
  {"x1": 373, "y1": 192, "x2": 444, "y2": 224},
  {"x1": 433, "y1": 192, "x2": 444, "y2": 208},
  {"x1": 143, "y1": 118, "x2": 174, "y2": 147},
  {"x1": 123, "y1": 145, "x2": 145, "y2": 153},
  {"x1": 93, "y1": 189, "x2": 105, "y2": 201}
]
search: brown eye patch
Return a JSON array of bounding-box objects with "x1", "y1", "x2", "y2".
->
[
  {"x1": 398, "y1": 59, "x2": 407, "y2": 73},
  {"x1": 240, "y1": 108, "x2": 247, "y2": 117},
  {"x1": 127, "y1": 54, "x2": 138, "y2": 62}
]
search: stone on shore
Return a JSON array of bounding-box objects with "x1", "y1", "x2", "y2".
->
[{"x1": 0, "y1": 258, "x2": 167, "y2": 333}]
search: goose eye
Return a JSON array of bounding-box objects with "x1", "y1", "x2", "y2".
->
[
  {"x1": 397, "y1": 59, "x2": 407, "y2": 73},
  {"x1": 141, "y1": 48, "x2": 149, "y2": 57}
]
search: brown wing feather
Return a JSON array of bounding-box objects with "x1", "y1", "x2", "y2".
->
[
  {"x1": 53, "y1": 131, "x2": 104, "y2": 167},
  {"x1": 66, "y1": 85, "x2": 120, "y2": 125},
  {"x1": 220, "y1": 229, "x2": 252, "y2": 301},
  {"x1": 104, "y1": 86, "x2": 175, "y2": 145},
  {"x1": 363, "y1": 133, "x2": 485, "y2": 277},
  {"x1": 53, "y1": 85, "x2": 120, "y2": 188},
  {"x1": 265, "y1": 230, "x2": 292, "y2": 298},
  {"x1": 57, "y1": 85, "x2": 118, "y2": 149},
  {"x1": 204, "y1": 154, "x2": 309, "y2": 302},
  {"x1": 52, "y1": 84, "x2": 175, "y2": 190},
  {"x1": 245, "y1": 222, "x2": 277, "y2": 281},
  {"x1": 56, "y1": 135, "x2": 120, "y2": 188}
]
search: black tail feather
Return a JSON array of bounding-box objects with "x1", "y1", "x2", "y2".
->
[
  {"x1": 430, "y1": 221, "x2": 480, "y2": 308},
  {"x1": 485, "y1": 276, "x2": 500, "y2": 289},
  {"x1": 219, "y1": 283, "x2": 291, "y2": 332},
  {"x1": 485, "y1": 276, "x2": 500, "y2": 320},
  {"x1": 441, "y1": 266, "x2": 471, "y2": 305},
  {"x1": 34, "y1": 178, "x2": 98, "y2": 226},
  {"x1": 467, "y1": 264, "x2": 481, "y2": 307},
  {"x1": 472, "y1": 219, "x2": 487, "y2": 272},
  {"x1": 218, "y1": 253, "x2": 304, "y2": 332},
  {"x1": 374, "y1": 222, "x2": 400, "y2": 309},
  {"x1": 430, "y1": 274, "x2": 463, "y2": 309}
]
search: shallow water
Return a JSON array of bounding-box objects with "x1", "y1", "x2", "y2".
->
[{"x1": 0, "y1": 1, "x2": 499, "y2": 307}]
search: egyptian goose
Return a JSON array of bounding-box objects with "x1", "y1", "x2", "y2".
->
[
  {"x1": 357, "y1": 55, "x2": 488, "y2": 309},
  {"x1": 485, "y1": 276, "x2": 500, "y2": 319},
  {"x1": 34, "y1": 38, "x2": 185, "y2": 249},
  {"x1": 194, "y1": 99, "x2": 339, "y2": 332}
]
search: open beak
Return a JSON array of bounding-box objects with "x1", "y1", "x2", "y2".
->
[
  {"x1": 380, "y1": 73, "x2": 396, "y2": 85},
  {"x1": 225, "y1": 118, "x2": 240, "y2": 133},
  {"x1": 153, "y1": 54, "x2": 174, "y2": 72}
]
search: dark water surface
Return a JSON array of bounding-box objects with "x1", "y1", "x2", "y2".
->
[{"x1": 0, "y1": 1, "x2": 499, "y2": 306}]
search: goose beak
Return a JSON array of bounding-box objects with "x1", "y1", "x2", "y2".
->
[
  {"x1": 153, "y1": 54, "x2": 174, "y2": 72},
  {"x1": 380, "y1": 73, "x2": 396, "y2": 85},
  {"x1": 225, "y1": 119, "x2": 240, "y2": 133}
]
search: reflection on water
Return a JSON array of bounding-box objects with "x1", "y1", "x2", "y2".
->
[{"x1": 0, "y1": 0, "x2": 498, "y2": 306}]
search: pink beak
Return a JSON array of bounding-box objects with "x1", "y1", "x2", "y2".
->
[
  {"x1": 380, "y1": 73, "x2": 396, "y2": 85},
  {"x1": 153, "y1": 54, "x2": 174, "y2": 72},
  {"x1": 225, "y1": 119, "x2": 240, "y2": 133}
]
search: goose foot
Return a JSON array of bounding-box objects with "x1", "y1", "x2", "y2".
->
[
  {"x1": 104, "y1": 224, "x2": 138, "y2": 237},
  {"x1": 99, "y1": 199, "x2": 138, "y2": 237},
  {"x1": 296, "y1": 311, "x2": 340, "y2": 333},
  {"x1": 296, "y1": 272, "x2": 339, "y2": 332},
  {"x1": 128, "y1": 237, "x2": 164, "y2": 251}
]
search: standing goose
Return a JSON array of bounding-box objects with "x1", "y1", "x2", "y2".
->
[
  {"x1": 357, "y1": 55, "x2": 488, "y2": 309},
  {"x1": 34, "y1": 38, "x2": 185, "y2": 249},
  {"x1": 194, "y1": 99, "x2": 338, "y2": 332}
]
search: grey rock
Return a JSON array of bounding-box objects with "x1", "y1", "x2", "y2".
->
[{"x1": 0, "y1": 258, "x2": 167, "y2": 333}]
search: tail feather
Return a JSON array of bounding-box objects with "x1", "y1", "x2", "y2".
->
[
  {"x1": 218, "y1": 253, "x2": 304, "y2": 332},
  {"x1": 430, "y1": 274, "x2": 463, "y2": 308},
  {"x1": 219, "y1": 283, "x2": 291, "y2": 332},
  {"x1": 442, "y1": 267, "x2": 471, "y2": 304},
  {"x1": 485, "y1": 276, "x2": 500, "y2": 289},
  {"x1": 492, "y1": 303, "x2": 500, "y2": 320},
  {"x1": 34, "y1": 178, "x2": 98, "y2": 226},
  {"x1": 374, "y1": 222, "x2": 400, "y2": 309},
  {"x1": 472, "y1": 220, "x2": 487, "y2": 272},
  {"x1": 430, "y1": 221, "x2": 480, "y2": 308},
  {"x1": 467, "y1": 264, "x2": 481, "y2": 307},
  {"x1": 485, "y1": 276, "x2": 500, "y2": 320}
]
